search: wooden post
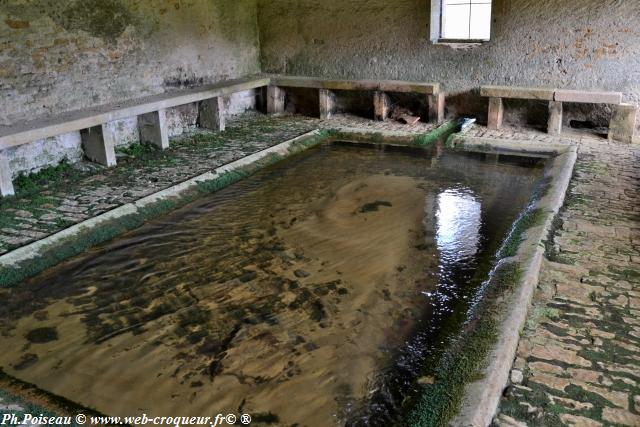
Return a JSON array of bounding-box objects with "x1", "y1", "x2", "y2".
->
[
  {"x1": 319, "y1": 89, "x2": 336, "y2": 119},
  {"x1": 547, "y1": 101, "x2": 563, "y2": 136},
  {"x1": 487, "y1": 97, "x2": 504, "y2": 130},
  {"x1": 139, "y1": 108, "x2": 170, "y2": 149},
  {"x1": 428, "y1": 93, "x2": 446, "y2": 124},
  {"x1": 373, "y1": 91, "x2": 390, "y2": 121},
  {"x1": 81, "y1": 123, "x2": 117, "y2": 167},
  {"x1": 267, "y1": 86, "x2": 286, "y2": 114},
  {"x1": 199, "y1": 97, "x2": 226, "y2": 132}
]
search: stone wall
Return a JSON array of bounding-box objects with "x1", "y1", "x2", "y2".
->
[
  {"x1": 0, "y1": 0, "x2": 260, "y2": 175},
  {"x1": 258, "y1": 0, "x2": 640, "y2": 128}
]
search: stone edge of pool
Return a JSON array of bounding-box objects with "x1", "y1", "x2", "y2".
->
[{"x1": 447, "y1": 135, "x2": 578, "y2": 427}]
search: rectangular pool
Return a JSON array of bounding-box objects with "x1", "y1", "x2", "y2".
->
[{"x1": 0, "y1": 141, "x2": 545, "y2": 425}]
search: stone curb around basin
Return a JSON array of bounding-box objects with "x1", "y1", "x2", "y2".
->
[
  {"x1": 0, "y1": 129, "x2": 323, "y2": 272},
  {"x1": 449, "y1": 138, "x2": 577, "y2": 426}
]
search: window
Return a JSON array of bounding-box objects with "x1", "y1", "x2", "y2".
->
[{"x1": 431, "y1": 0, "x2": 492, "y2": 43}]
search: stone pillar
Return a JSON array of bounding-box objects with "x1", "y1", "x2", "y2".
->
[
  {"x1": 0, "y1": 154, "x2": 14, "y2": 197},
  {"x1": 80, "y1": 124, "x2": 117, "y2": 167},
  {"x1": 609, "y1": 103, "x2": 638, "y2": 144},
  {"x1": 319, "y1": 89, "x2": 336, "y2": 119},
  {"x1": 428, "y1": 93, "x2": 446, "y2": 124},
  {"x1": 267, "y1": 86, "x2": 286, "y2": 114},
  {"x1": 199, "y1": 97, "x2": 226, "y2": 132},
  {"x1": 487, "y1": 97, "x2": 504, "y2": 130},
  {"x1": 139, "y1": 108, "x2": 169, "y2": 149},
  {"x1": 547, "y1": 101, "x2": 563, "y2": 136},
  {"x1": 373, "y1": 91, "x2": 390, "y2": 121}
]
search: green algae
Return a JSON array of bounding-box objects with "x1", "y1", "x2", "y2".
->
[{"x1": 405, "y1": 262, "x2": 523, "y2": 427}]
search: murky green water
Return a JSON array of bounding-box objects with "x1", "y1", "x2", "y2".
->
[{"x1": 0, "y1": 141, "x2": 544, "y2": 426}]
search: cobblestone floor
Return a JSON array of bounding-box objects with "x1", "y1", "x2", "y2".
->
[
  {"x1": 461, "y1": 126, "x2": 640, "y2": 427},
  {"x1": 0, "y1": 112, "x2": 436, "y2": 255}
]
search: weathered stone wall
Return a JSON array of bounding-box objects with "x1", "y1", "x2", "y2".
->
[
  {"x1": 0, "y1": 0, "x2": 260, "y2": 175},
  {"x1": 258, "y1": 0, "x2": 640, "y2": 128}
]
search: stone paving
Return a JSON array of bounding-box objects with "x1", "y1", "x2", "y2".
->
[
  {"x1": 462, "y1": 126, "x2": 640, "y2": 427},
  {"x1": 0, "y1": 112, "x2": 436, "y2": 256}
]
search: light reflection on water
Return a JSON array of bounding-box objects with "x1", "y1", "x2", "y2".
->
[
  {"x1": 0, "y1": 142, "x2": 544, "y2": 426},
  {"x1": 436, "y1": 189, "x2": 481, "y2": 263}
]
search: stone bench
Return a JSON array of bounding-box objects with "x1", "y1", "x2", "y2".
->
[
  {"x1": 0, "y1": 75, "x2": 271, "y2": 196},
  {"x1": 267, "y1": 75, "x2": 445, "y2": 124},
  {"x1": 480, "y1": 85, "x2": 636, "y2": 143},
  {"x1": 0, "y1": 74, "x2": 444, "y2": 197}
]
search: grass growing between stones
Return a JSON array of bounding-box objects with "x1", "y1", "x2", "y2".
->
[
  {"x1": 0, "y1": 130, "x2": 330, "y2": 288},
  {"x1": 405, "y1": 262, "x2": 523, "y2": 427},
  {"x1": 12, "y1": 162, "x2": 86, "y2": 197}
]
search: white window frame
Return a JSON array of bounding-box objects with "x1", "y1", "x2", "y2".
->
[{"x1": 430, "y1": 0, "x2": 492, "y2": 44}]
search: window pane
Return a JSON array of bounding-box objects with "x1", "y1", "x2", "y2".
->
[
  {"x1": 469, "y1": 3, "x2": 492, "y2": 39},
  {"x1": 442, "y1": 4, "x2": 471, "y2": 39}
]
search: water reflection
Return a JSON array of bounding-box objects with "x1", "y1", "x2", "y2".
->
[{"x1": 436, "y1": 189, "x2": 481, "y2": 262}]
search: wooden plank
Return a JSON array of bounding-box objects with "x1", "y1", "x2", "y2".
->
[
  {"x1": 480, "y1": 85, "x2": 555, "y2": 101},
  {"x1": 0, "y1": 75, "x2": 271, "y2": 150}
]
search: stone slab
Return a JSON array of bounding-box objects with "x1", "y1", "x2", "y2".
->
[
  {"x1": 0, "y1": 155, "x2": 14, "y2": 197},
  {"x1": 428, "y1": 93, "x2": 446, "y2": 124},
  {"x1": 138, "y1": 108, "x2": 169, "y2": 149},
  {"x1": 548, "y1": 101, "x2": 563, "y2": 136},
  {"x1": 554, "y1": 89, "x2": 622, "y2": 104},
  {"x1": 373, "y1": 91, "x2": 390, "y2": 121},
  {"x1": 319, "y1": 89, "x2": 336, "y2": 119},
  {"x1": 80, "y1": 124, "x2": 117, "y2": 167},
  {"x1": 480, "y1": 85, "x2": 555, "y2": 101},
  {"x1": 488, "y1": 97, "x2": 504, "y2": 130},
  {"x1": 267, "y1": 86, "x2": 286, "y2": 114},
  {"x1": 270, "y1": 75, "x2": 439, "y2": 94},
  {"x1": 608, "y1": 103, "x2": 638, "y2": 144},
  {"x1": 199, "y1": 97, "x2": 226, "y2": 132}
]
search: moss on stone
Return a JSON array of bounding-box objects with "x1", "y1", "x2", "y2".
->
[
  {"x1": 498, "y1": 208, "x2": 546, "y2": 259},
  {"x1": 405, "y1": 262, "x2": 523, "y2": 427}
]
